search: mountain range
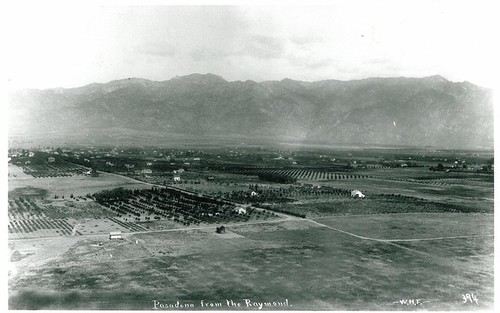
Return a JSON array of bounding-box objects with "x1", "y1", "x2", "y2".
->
[{"x1": 8, "y1": 73, "x2": 493, "y2": 149}]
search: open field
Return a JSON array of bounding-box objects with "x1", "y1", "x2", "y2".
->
[
  {"x1": 8, "y1": 164, "x2": 150, "y2": 198},
  {"x1": 313, "y1": 213, "x2": 493, "y2": 241},
  {"x1": 8, "y1": 216, "x2": 493, "y2": 310}
]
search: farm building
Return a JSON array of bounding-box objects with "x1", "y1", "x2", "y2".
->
[
  {"x1": 47, "y1": 157, "x2": 55, "y2": 163},
  {"x1": 109, "y1": 231, "x2": 122, "y2": 240},
  {"x1": 216, "y1": 226, "x2": 226, "y2": 234},
  {"x1": 173, "y1": 176, "x2": 181, "y2": 182},
  {"x1": 88, "y1": 168, "x2": 99, "y2": 177},
  {"x1": 351, "y1": 190, "x2": 365, "y2": 198},
  {"x1": 234, "y1": 207, "x2": 247, "y2": 214},
  {"x1": 250, "y1": 191, "x2": 259, "y2": 197}
]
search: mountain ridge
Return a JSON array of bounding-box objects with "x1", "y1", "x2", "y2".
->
[{"x1": 8, "y1": 74, "x2": 493, "y2": 149}]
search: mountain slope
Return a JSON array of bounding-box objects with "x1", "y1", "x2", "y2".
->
[{"x1": 8, "y1": 74, "x2": 493, "y2": 149}]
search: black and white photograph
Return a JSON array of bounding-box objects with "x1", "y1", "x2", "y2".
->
[{"x1": 3, "y1": 0, "x2": 496, "y2": 310}]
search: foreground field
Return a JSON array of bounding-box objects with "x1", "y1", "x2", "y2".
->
[{"x1": 9, "y1": 214, "x2": 493, "y2": 310}]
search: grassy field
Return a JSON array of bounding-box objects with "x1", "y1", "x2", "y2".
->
[
  {"x1": 313, "y1": 213, "x2": 493, "y2": 240},
  {"x1": 8, "y1": 164, "x2": 150, "y2": 198},
  {"x1": 9, "y1": 215, "x2": 493, "y2": 310}
]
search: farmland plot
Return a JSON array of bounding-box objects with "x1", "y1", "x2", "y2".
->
[
  {"x1": 7, "y1": 195, "x2": 147, "y2": 239},
  {"x1": 226, "y1": 167, "x2": 373, "y2": 181},
  {"x1": 22, "y1": 162, "x2": 85, "y2": 178},
  {"x1": 9, "y1": 166, "x2": 151, "y2": 197},
  {"x1": 94, "y1": 187, "x2": 280, "y2": 226}
]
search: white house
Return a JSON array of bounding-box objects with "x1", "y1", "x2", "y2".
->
[
  {"x1": 234, "y1": 207, "x2": 247, "y2": 214},
  {"x1": 351, "y1": 190, "x2": 365, "y2": 198},
  {"x1": 109, "y1": 231, "x2": 122, "y2": 240},
  {"x1": 250, "y1": 191, "x2": 258, "y2": 197},
  {"x1": 173, "y1": 176, "x2": 181, "y2": 182}
]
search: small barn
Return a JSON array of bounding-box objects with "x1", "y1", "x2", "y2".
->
[
  {"x1": 234, "y1": 207, "x2": 247, "y2": 214},
  {"x1": 351, "y1": 190, "x2": 365, "y2": 198},
  {"x1": 216, "y1": 226, "x2": 226, "y2": 234},
  {"x1": 109, "y1": 231, "x2": 122, "y2": 240}
]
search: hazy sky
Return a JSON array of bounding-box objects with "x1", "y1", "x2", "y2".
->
[{"x1": 5, "y1": 0, "x2": 497, "y2": 89}]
